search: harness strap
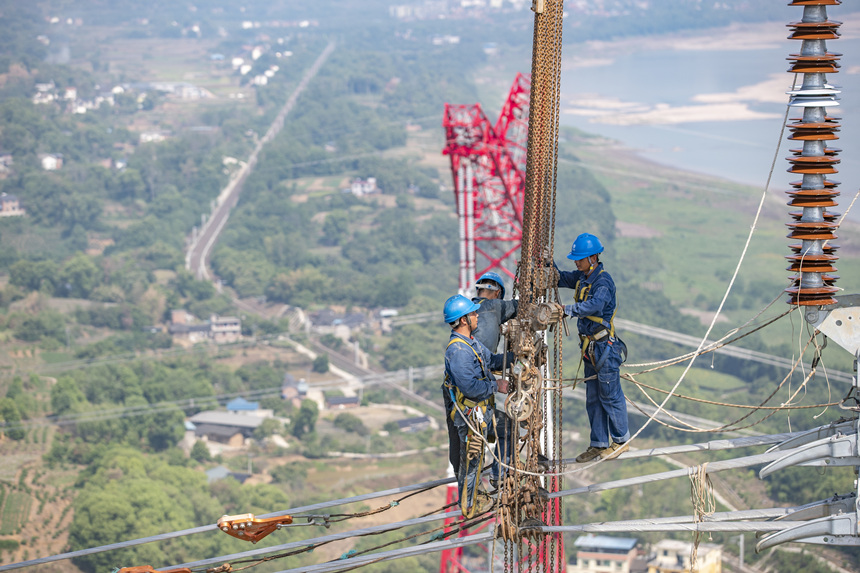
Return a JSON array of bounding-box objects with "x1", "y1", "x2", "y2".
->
[
  {"x1": 575, "y1": 269, "x2": 617, "y2": 337},
  {"x1": 444, "y1": 336, "x2": 494, "y2": 422}
]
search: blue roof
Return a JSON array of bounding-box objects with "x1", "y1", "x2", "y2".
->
[
  {"x1": 574, "y1": 535, "x2": 637, "y2": 551},
  {"x1": 227, "y1": 397, "x2": 259, "y2": 411}
]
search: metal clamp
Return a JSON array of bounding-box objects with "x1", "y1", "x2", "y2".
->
[
  {"x1": 766, "y1": 419, "x2": 856, "y2": 453},
  {"x1": 757, "y1": 513, "x2": 860, "y2": 552},
  {"x1": 759, "y1": 433, "x2": 860, "y2": 479}
]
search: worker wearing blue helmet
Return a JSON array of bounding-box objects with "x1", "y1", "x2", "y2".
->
[
  {"x1": 471, "y1": 271, "x2": 518, "y2": 490},
  {"x1": 442, "y1": 294, "x2": 511, "y2": 517},
  {"x1": 555, "y1": 233, "x2": 629, "y2": 463}
]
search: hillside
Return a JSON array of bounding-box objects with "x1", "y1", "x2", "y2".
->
[{"x1": 0, "y1": 1, "x2": 859, "y2": 572}]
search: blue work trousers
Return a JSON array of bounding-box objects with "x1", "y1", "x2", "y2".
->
[
  {"x1": 490, "y1": 408, "x2": 513, "y2": 483},
  {"x1": 583, "y1": 339, "x2": 630, "y2": 448}
]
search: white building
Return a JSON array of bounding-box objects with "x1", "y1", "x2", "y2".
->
[
  {"x1": 39, "y1": 153, "x2": 63, "y2": 170},
  {"x1": 568, "y1": 535, "x2": 638, "y2": 573},
  {"x1": 647, "y1": 539, "x2": 721, "y2": 573},
  {"x1": 349, "y1": 177, "x2": 378, "y2": 196}
]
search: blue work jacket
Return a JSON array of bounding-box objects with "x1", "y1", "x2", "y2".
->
[
  {"x1": 556, "y1": 262, "x2": 617, "y2": 338},
  {"x1": 472, "y1": 297, "x2": 519, "y2": 353},
  {"x1": 444, "y1": 331, "x2": 506, "y2": 406}
]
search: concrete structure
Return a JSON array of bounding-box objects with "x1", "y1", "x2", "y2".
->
[
  {"x1": 169, "y1": 310, "x2": 242, "y2": 345},
  {"x1": 211, "y1": 314, "x2": 241, "y2": 344},
  {"x1": 189, "y1": 411, "x2": 264, "y2": 446},
  {"x1": 348, "y1": 177, "x2": 377, "y2": 197},
  {"x1": 325, "y1": 395, "x2": 360, "y2": 410},
  {"x1": 396, "y1": 416, "x2": 432, "y2": 433},
  {"x1": 647, "y1": 539, "x2": 721, "y2": 573},
  {"x1": 205, "y1": 465, "x2": 251, "y2": 484},
  {"x1": 39, "y1": 153, "x2": 63, "y2": 170},
  {"x1": 0, "y1": 193, "x2": 24, "y2": 217},
  {"x1": 568, "y1": 535, "x2": 638, "y2": 573}
]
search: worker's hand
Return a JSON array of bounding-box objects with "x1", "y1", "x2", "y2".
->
[
  {"x1": 541, "y1": 246, "x2": 553, "y2": 266},
  {"x1": 496, "y1": 377, "x2": 509, "y2": 394},
  {"x1": 553, "y1": 302, "x2": 567, "y2": 317}
]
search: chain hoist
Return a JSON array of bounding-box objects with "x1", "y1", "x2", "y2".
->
[{"x1": 498, "y1": 1, "x2": 566, "y2": 569}]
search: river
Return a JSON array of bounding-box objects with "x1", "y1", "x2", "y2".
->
[{"x1": 558, "y1": 14, "x2": 860, "y2": 222}]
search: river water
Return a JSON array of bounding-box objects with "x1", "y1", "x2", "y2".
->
[{"x1": 559, "y1": 29, "x2": 860, "y2": 222}]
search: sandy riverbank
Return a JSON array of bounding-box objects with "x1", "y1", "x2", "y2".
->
[{"x1": 562, "y1": 13, "x2": 860, "y2": 126}]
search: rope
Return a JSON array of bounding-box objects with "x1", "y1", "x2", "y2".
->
[{"x1": 688, "y1": 463, "x2": 716, "y2": 571}]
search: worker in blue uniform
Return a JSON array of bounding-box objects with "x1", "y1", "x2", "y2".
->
[
  {"x1": 442, "y1": 294, "x2": 511, "y2": 517},
  {"x1": 471, "y1": 272, "x2": 518, "y2": 490},
  {"x1": 555, "y1": 233, "x2": 629, "y2": 463}
]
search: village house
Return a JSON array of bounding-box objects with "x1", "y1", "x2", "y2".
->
[
  {"x1": 189, "y1": 410, "x2": 264, "y2": 448},
  {"x1": 325, "y1": 395, "x2": 360, "y2": 410},
  {"x1": 346, "y1": 177, "x2": 377, "y2": 197},
  {"x1": 168, "y1": 309, "x2": 242, "y2": 345},
  {"x1": 568, "y1": 535, "x2": 642, "y2": 573},
  {"x1": 0, "y1": 193, "x2": 24, "y2": 217},
  {"x1": 39, "y1": 153, "x2": 63, "y2": 171},
  {"x1": 647, "y1": 539, "x2": 721, "y2": 573}
]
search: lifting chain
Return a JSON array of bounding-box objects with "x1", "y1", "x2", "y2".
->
[{"x1": 499, "y1": 1, "x2": 565, "y2": 570}]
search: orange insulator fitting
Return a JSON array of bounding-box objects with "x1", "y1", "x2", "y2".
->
[
  {"x1": 116, "y1": 567, "x2": 191, "y2": 573},
  {"x1": 216, "y1": 513, "x2": 294, "y2": 543}
]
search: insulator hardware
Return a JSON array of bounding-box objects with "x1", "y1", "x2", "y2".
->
[
  {"x1": 784, "y1": 0, "x2": 842, "y2": 307},
  {"x1": 116, "y1": 565, "x2": 191, "y2": 573},
  {"x1": 216, "y1": 513, "x2": 294, "y2": 543}
]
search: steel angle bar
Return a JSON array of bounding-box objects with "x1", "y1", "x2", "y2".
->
[
  {"x1": 536, "y1": 522, "x2": 810, "y2": 534},
  {"x1": 757, "y1": 513, "x2": 860, "y2": 552},
  {"x1": 609, "y1": 507, "x2": 796, "y2": 526},
  {"x1": 272, "y1": 531, "x2": 494, "y2": 573},
  {"x1": 617, "y1": 432, "x2": 800, "y2": 461},
  {"x1": 766, "y1": 419, "x2": 855, "y2": 452},
  {"x1": 550, "y1": 450, "x2": 791, "y2": 500},
  {"x1": 172, "y1": 511, "x2": 461, "y2": 570},
  {"x1": 0, "y1": 477, "x2": 455, "y2": 572},
  {"x1": 759, "y1": 433, "x2": 860, "y2": 478},
  {"x1": 0, "y1": 524, "x2": 219, "y2": 572}
]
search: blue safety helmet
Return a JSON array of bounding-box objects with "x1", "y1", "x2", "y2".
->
[
  {"x1": 567, "y1": 233, "x2": 604, "y2": 261},
  {"x1": 443, "y1": 294, "x2": 481, "y2": 325},
  {"x1": 475, "y1": 271, "x2": 505, "y2": 299}
]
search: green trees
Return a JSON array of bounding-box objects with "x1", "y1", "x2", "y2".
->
[
  {"x1": 0, "y1": 398, "x2": 25, "y2": 440},
  {"x1": 190, "y1": 441, "x2": 212, "y2": 463},
  {"x1": 333, "y1": 412, "x2": 368, "y2": 436},
  {"x1": 312, "y1": 354, "x2": 329, "y2": 374},
  {"x1": 291, "y1": 399, "x2": 318, "y2": 439}
]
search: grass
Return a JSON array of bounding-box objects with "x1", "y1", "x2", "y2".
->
[{"x1": 0, "y1": 492, "x2": 31, "y2": 535}]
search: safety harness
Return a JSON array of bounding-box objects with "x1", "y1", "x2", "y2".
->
[
  {"x1": 443, "y1": 336, "x2": 495, "y2": 425},
  {"x1": 574, "y1": 270, "x2": 624, "y2": 372},
  {"x1": 443, "y1": 335, "x2": 496, "y2": 518}
]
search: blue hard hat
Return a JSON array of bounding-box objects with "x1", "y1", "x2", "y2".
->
[
  {"x1": 475, "y1": 271, "x2": 506, "y2": 299},
  {"x1": 567, "y1": 233, "x2": 604, "y2": 261},
  {"x1": 443, "y1": 294, "x2": 481, "y2": 324}
]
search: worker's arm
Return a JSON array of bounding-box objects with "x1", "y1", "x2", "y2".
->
[
  {"x1": 555, "y1": 263, "x2": 582, "y2": 289},
  {"x1": 501, "y1": 299, "x2": 518, "y2": 322},
  {"x1": 564, "y1": 284, "x2": 611, "y2": 318}
]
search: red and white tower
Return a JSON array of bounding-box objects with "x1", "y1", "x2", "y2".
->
[{"x1": 443, "y1": 73, "x2": 531, "y2": 293}]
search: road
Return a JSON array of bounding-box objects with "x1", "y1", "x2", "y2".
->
[{"x1": 186, "y1": 40, "x2": 337, "y2": 279}]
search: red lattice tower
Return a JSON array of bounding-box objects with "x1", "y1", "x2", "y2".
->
[{"x1": 443, "y1": 73, "x2": 530, "y2": 294}]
